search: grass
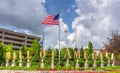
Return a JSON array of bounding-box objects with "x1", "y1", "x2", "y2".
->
[{"x1": 0, "y1": 66, "x2": 120, "y2": 71}]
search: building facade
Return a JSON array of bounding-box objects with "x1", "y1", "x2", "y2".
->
[{"x1": 0, "y1": 28, "x2": 40, "y2": 49}]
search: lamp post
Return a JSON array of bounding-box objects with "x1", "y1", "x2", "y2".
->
[{"x1": 64, "y1": 29, "x2": 68, "y2": 48}]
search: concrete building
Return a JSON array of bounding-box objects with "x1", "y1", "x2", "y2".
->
[{"x1": 0, "y1": 28, "x2": 40, "y2": 49}]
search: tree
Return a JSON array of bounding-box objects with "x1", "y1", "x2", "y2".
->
[
  {"x1": 104, "y1": 30, "x2": 120, "y2": 65},
  {"x1": 5, "y1": 44, "x2": 13, "y2": 52},
  {"x1": 30, "y1": 39, "x2": 41, "y2": 66},
  {"x1": 87, "y1": 41, "x2": 93, "y2": 55},
  {"x1": 19, "y1": 45, "x2": 27, "y2": 56},
  {"x1": 0, "y1": 43, "x2": 5, "y2": 65},
  {"x1": 80, "y1": 46, "x2": 84, "y2": 58},
  {"x1": 104, "y1": 30, "x2": 120, "y2": 54},
  {"x1": 85, "y1": 41, "x2": 94, "y2": 67}
]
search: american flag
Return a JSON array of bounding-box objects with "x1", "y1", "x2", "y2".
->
[{"x1": 41, "y1": 14, "x2": 59, "y2": 25}]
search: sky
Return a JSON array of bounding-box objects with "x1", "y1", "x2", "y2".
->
[{"x1": 0, "y1": 0, "x2": 120, "y2": 49}]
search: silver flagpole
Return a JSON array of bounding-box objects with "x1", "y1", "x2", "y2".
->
[
  {"x1": 58, "y1": 20, "x2": 60, "y2": 64},
  {"x1": 75, "y1": 27, "x2": 77, "y2": 48}
]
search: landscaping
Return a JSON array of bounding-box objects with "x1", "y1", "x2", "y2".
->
[
  {"x1": 0, "y1": 40, "x2": 120, "y2": 72},
  {"x1": 0, "y1": 31, "x2": 120, "y2": 73}
]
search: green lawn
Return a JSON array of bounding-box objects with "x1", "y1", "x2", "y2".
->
[{"x1": 0, "y1": 66, "x2": 120, "y2": 71}]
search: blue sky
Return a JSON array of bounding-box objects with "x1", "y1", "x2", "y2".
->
[
  {"x1": 0, "y1": 0, "x2": 120, "y2": 49},
  {"x1": 43, "y1": 0, "x2": 78, "y2": 32}
]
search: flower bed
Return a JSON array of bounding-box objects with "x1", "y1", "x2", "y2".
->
[{"x1": 0, "y1": 70, "x2": 120, "y2": 73}]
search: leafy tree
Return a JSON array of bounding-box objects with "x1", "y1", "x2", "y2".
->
[
  {"x1": 5, "y1": 44, "x2": 13, "y2": 52},
  {"x1": 85, "y1": 41, "x2": 94, "y2": 67},
  {"x1": 0, "y1": 43, "x2": 5, "y2": 65},
  {"x1": 79, "y1": 46, "x2": 84, "y2": 67},
  {"x1": 80, "y1": 46, "x2": 84, "y2": 58},
  {"x1": 31, "y1": 39, "x2": 41, "y2": 55},
  {"x1": 44, "y1": 48, "x2": 52, "y2": 67},
  {"x1": 104, "y1": 30, "x2": 120, "y2": 54},
  {"x1": 19, "y1": 45, "x2": 28, "y2": 66},
  {"x1": 19, "y1": 45, "x2": 27, "y2": 56},
  {"x1": 30, "y1": 39, "x2": 41, "y2": 66},
  {"x1": 104, "y1": 30, "x2": 120, "y2": 65},
  {"x1": 87, "y1": 41, "x2": 93, "y2": 55}
]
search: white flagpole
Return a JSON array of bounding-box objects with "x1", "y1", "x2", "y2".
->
[
  {"x1": 58, "y1": 20, "x2": 60, "y2": 64},
  {"x1": 75, "y1": 27, "x2": 77, "y2": 49},
  {"x1": 74, "y1": 27, "x2": 77, "y2": 48}
]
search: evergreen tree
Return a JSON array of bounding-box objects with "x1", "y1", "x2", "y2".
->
[
  {"x1": 87, "y1": 41, "x2": 93, "y2": 55},
  {"x1": 80, "y1": 46, "x2": 84, "y2": 58},
  {"x1": 30, "y1": 39, "x2": 41, "y2": 66}
]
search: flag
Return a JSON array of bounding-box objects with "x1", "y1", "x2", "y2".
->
[
  {"x1": 41, "y1": 14, "x2": 59, "y2": 25},
  {"x1": 40, "y1": 39, "x2": 44, "y2": 45}
]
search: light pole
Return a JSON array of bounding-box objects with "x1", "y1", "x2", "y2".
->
[{"x1": 64, "y1": 29, "x2": 68, "y2": 48}]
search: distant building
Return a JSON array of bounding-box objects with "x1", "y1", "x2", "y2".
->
[
  {"x1": 0, "y1": 28, "x2": 40, "y2": 49},
  {"x1": 78, "y1": 47, "x2": 101, "y2": 55},
  {"x1": 93, "y1": 49, "x2": 100, "y2": 55}
]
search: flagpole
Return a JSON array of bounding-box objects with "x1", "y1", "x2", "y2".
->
[
  {"x1": 42, "y1": 32, "x2": 45, "y2": 51},
  {"x1": 58, "y1": 20, "x2": 60, "y2": 64},
  {"x1": 75, "y1": 27, "x2": 77, "y2": 49}
]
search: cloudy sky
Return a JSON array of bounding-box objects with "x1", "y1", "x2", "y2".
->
[{"x1": 0, "y1": 0, "x2": 120, "y2": 49}]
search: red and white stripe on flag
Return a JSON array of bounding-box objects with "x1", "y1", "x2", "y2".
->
[{"x1": 41, "y1": 15, "x2": 59, "y2": 25}]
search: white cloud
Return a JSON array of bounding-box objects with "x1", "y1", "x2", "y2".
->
[
  {"x1": 91, "y1": 0, "x2": 111, "y2": 8},
  {"x1": 54, "y1": 41, "x2": 66, "y2": 49},
  {"x1": 0, "y1": 0, "x2": 48, "y2": 35},
  {"x1": 68, "y1": 0, "x2": 120, "y2": 49},
  {"x1": 1, "y1": 0, "x2": 120, "y2": 50},
  {"x1": 0, "y1": 0, "x2": 70, "y2": 49},
  {"x1": 42, "y1": 0, "x2": 46, "y2": 4}
]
